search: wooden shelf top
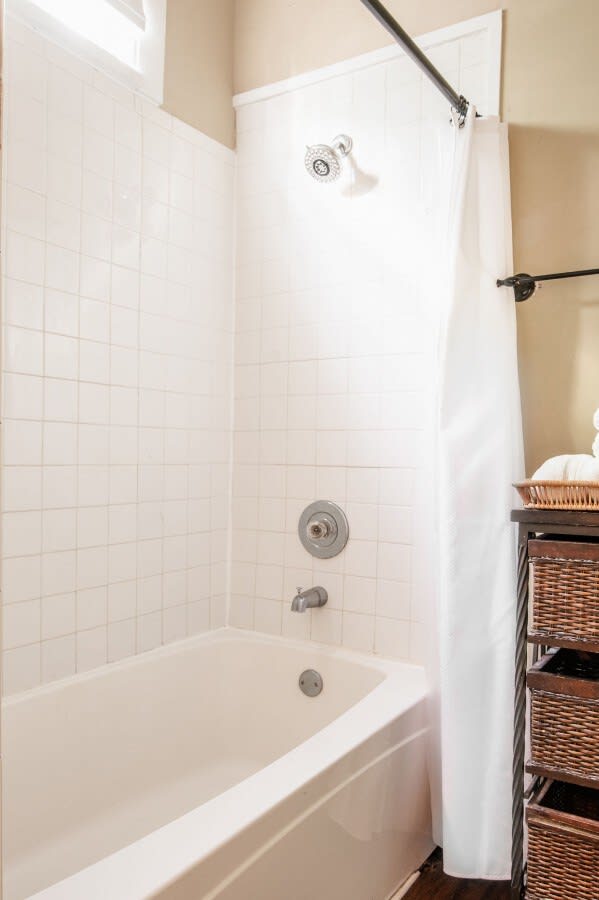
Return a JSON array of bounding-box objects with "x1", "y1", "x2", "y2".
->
[{"x1": 512, "y1": 508, "x2": 599, "y2": 528}]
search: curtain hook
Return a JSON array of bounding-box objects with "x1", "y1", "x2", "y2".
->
[{"x1": 449, "y1": 108, "x2": 466, "y2": 129}]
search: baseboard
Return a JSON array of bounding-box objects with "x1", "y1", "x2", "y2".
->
[{"x1": 389, "y1": 871, "x2": 420, "y2": 900}]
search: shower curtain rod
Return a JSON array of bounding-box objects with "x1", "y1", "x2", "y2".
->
[
  {"x1": 359, "y1": 0, "x2": 470, "y2": 119},
  {"x1": 497, "y1": 268, "x2": 599, "y2": 302}
]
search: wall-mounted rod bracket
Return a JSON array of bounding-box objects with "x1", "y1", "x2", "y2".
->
[
  {"x1": 359, "y1": 0, "x2": 470, "y2": 120},
  {"x1": 497, "y1": 268, "x2": 599, "y2": 302}
]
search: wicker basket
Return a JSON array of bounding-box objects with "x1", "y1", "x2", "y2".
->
[
  {"x1": 527, "y1": 649, "x2": 599, "y2": 786},
  {"x1": 527, "y1": 780, "x2": 599, "y2": 900},
  {"x1": 529, "y1": 539, "x2": 599, "y2": 651},
  {"x1": 515, "y1": 480, "x2": 599, "y2": 510}
]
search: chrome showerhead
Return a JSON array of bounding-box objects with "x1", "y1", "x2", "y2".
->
[{"x1": 304, "y1": 134, "x2": 353, "y2": 183}]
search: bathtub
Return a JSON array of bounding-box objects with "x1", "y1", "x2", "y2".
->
[{"x1": 2, "y1": 629, "x2": 433, "y2": 900}]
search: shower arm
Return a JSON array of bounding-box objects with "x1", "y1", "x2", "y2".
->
[
  {"x1": 359, "y1": 0, "x2": 470, "y2": 121},
  {"x1": 497, "y1": 268, "x2": 599, "y2": 302}
]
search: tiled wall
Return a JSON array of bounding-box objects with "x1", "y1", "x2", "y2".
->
[
  {"x1": 1, "y1": 18, "x2": 235, "y2": 694},
  {"x1": 230, "y1": 31, "x2": 493, "y2": 662},
  {"x1": 1, "y1": 16, "x2": 496, "y2": 693}
]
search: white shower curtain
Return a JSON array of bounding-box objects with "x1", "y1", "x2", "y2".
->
[{"x1": 436, "y1": 109, "x2": 524, "y2": 879}]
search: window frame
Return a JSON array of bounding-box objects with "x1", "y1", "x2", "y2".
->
[{"x1": 6, "y1": 0, "x2": 167, "y2": 103}]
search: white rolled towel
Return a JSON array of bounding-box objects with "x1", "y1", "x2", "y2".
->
[
  {"x1": 594, "y1": 408, "x2": 599, "y2": 431},
  {"x1": 594, "y1": 433, "x2": 599, "y2": 459},
  {"x1": 533, "y1": 453, "x2": 599, "y2": 481}
]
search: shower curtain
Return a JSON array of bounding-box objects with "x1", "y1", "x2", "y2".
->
[{"x1": 436, "y1": 109, "x2": 524, "y2": 879}]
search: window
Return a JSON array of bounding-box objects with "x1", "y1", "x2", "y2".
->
[{"x1": 8, "y1": 0, "x2": 167, "y2": 103}]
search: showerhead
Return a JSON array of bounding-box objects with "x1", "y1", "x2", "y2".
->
[{"x1": 304, "y1": 134, "x2": 353, "y2": 183}]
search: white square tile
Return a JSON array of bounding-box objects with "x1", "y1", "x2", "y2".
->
[
  {"x1": 45, "y1": 289, "x2": 79, "y2": 336},
  {"x1": 79, "y1": 383, "x2": 109, "y2": 424},
  {"x1": 3, "y1": 511, "x2": 42, "y2": 558},
  {"x1": 138, "y1": 575, "x2": 162, "y2": 614},
  {"x1": 78, "y1": 465, "x2": 109, "y2": 507},
  {"x1": 82, "y1": 170, "x2": 112, "y2": 219},
  {"x1": 42, "y1": 550, "x2": 77, "y2": 597},
  {"x1": 187, "y1": 598, "x2": 210, "y2": 634},
  {"x1": 109, "y1": 542, "x2": 137, "y2": 583},
  {"x1": 3, "y1": 373, "x2": 43, "y2": 420},
  {"x1": 42, "y1": 508, "x2": 77, "y2": 551},
  {"x1": 76, "y1": 625, "x2": 107, "y2": 672},
  {"x1": 3, "y1": 419, "x2": 43, "y2": 466},
  {"x1": 3, "y1": 598, "x2": 41, "y2": 648},
  {"x1": 83, "y1": 129, "x2": 114, "y2": 179},
  {"x1": 112, "y1": 224, "x2": 140, "y2": 268},
  {"x1": 78, "y1": 424, "x2": 110, "y2": 465},
  {"x1": 47, "y1": 154, "x2": 82, "y2": 207},
  {"x1": 47, "y1": 111, "x2": 83, "y2": 166},
  {"x1": 84, "y1": 85, "x2": 114, "y2": 139},
  {"x1": 111, "y1": 265, "x2": 140, "y2": 309},
  {"x1": 3, "y1": 466, "x2": 42, "y2": 511},
  {"x1": 41, "y1": 634, "x2": 76, "y2": 682},
  {"x1": 108, "y1": 579, "x2": 137, "y2": 621},
  {"x1": 378, "y1": 506, "x2": 413, "y2": 544},
  {"x1": 6, "y1": 231, "x2": 45, "y2": 284},
  {"x1": 42, "y1": 460, "x2": 77, "y2": 509},
  {"x1": 343, "y1": 575, "x2": 376, "y2": 615},
  {"x1": 81, "y1": 212, "x2": 112, "y2": 261},
  {"x1": 47, "y1": 63, "x2": 83, "y2": 118},
  {"x1": 45, "y1": 333, "x2": 78, "y2": 379},
  {"x1": 78, "y1": 506, "x2": 109, "y2": 548},
  {"x1": 376, "y1": 579, "x2": 411, "y2": 620},
  {"x1": 81, "y1": 255, "x2": 111, "y2": 301},
  {"x1": 111, "y1": 305, "x2": 138, "y2": 347},
  {"x1": 311, "y1": 607, "x2": 342, "y2": 645},
  {"x1": 342, "y1": 611, "x2": 374, "y2": 652},
  {"x1": 46, "y1": 198, "x2": 81, "y2": 251},
  {"x1": 137, "y1": 611, "x2": 162, "y2": 652},
  {"x1": 41, "y1": 592, "x2": 76, "y2": 640},
  {"x1": 4, "y1": 279, "x2": 44, "y2": 330},
  {"x1": 228, "y1": 594, "x2": 254, "y2": 629},
  {"x1": 3, "y1": 643, "x2": 41, "y2": 694},
  {"x1": 79, "y1": 339, "x2": 110, "y2": 383},
  {"x1": 6, "y1": 183, "x2": 45, "y2": 240},
  {"x1": 7, "y1": 140, "x2": 47, "y2": 195},
  {"x1": 3, "y1": 553, "x2": 41, "y2": 605},
  {"x1": 75, "y1": 543, "x2": 108, "y2": 591},
  {"x1": 375, "y1": 617, "x2": 410, "y2": 659},
  {"x1": 377, "y1": 543, "x2": 411, "y2": 583},
  {"x1": 107, "y1": 618, "x2": 136, "y2": 662},
  {"x1": 253, "y1": 597, "x2": 282, "y2": 635},
  {"x1": 115, "y1": 104, "x2": 141, "y2": 153},
  {"x1": 44, "y1": 378, "x2": 78, "y2": 422},
  {"x1": 45, "y1": 244, "x2": 79, "y2": 294},
  {"x1": 110, "y1": 465, "x2": 138, "y2": 504},
  {"x1": 4, "y1": 326, "x2": 43, "y2": 375}
]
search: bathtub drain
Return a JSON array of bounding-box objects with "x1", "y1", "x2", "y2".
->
[{"x1": 299, "y1": 669, "x2": 323, "y2": 697}]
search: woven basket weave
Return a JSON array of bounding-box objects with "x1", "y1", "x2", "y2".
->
[
  {"x1": 527, "y1": 781, "x2": 599, "y2": 900},
  {"x1": 515, "y1": 480, "x2": 599, "y2": 510},
  {"x1": 530, "y1": 690, "x2": 599, "y2": 784},
  {"x1": 529, "y1": 541, "x2": 599, "y2": 649}
]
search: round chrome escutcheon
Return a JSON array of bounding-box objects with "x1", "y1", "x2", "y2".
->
[
  {"x1": 299, "y1": 669, "x2": 323, "y2": 698},
  {"x1": 298, "y1": 500, "x2": 349, "y2": 559}
]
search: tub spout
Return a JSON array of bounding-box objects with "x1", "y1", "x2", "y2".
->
[{"x1": 291, "y1": 586, "x2": 328, "y2": 613}]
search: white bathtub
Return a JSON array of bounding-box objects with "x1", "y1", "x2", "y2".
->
[{"x1": 2, "y1": 629, "x2": 433, "y2": 900}]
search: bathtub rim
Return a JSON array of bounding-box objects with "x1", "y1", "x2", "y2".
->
[
  {"x1": 7, "y1": 628, "x2": 429, "y2": 900},
  {"x1": 1, "y1": 626, "x2": 422, "y2": 708}
]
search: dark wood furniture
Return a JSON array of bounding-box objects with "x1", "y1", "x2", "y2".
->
[{"x1": 511, "y1": 508, "x2": 599, "y2": 898}]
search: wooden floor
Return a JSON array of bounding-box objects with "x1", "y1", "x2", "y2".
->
[{"x1": 405, "y1": 850, "x2": 511, "y2": 899}]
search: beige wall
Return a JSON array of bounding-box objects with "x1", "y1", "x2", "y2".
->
[
  {"x1": 163, "y1": 0, "x2": 235, "y2": 148},
  {"x1": 233, "y1": 0, "x2": 599, "y2": 473}
]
